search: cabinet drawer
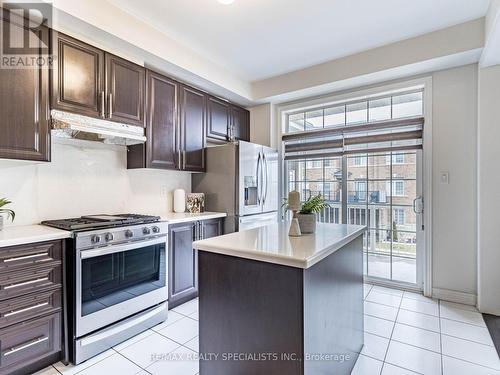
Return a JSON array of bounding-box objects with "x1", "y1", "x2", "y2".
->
[
  {"x1": 0, "y1": 264, "x2": 61, "y2": 301},
  {"x1": 0, "y1": 289, "x2": 61, "y2": 329},
  {"x1": 0, "y1": 313, "x2": 61, "y2": 375},
  {"x1": 0, "y1": 241, "x2": 61, "y2": 272}
]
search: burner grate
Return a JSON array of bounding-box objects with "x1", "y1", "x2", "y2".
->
[{"x1": 41, "y1": 214, "x2": 161, "y2": 231}]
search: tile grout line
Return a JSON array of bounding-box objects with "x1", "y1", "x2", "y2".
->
[
  {"x1": 439, "y1": 299, "x2": 444, "y2": 375},
  {"x1": 380, "y1": 293, "x2": 403, "y2": 373}
]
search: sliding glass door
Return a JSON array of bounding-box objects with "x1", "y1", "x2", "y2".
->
[
  {"x1": 283, "y1": 88, "x2": 425, "y2": 288},
  {"x1": 346, "y1": 151, "x2": 422, "y2": 285}
]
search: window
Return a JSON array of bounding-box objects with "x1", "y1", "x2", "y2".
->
[
  {"x1": 354, "y1": 181, "x2": 367, "y2": 201},
  {"x1": 386, "y1": 153, "x2": 405, "y2": 165},
  {"x1": 393, "y1": 208, "x2": 405, "y2": 225},
  {"x1": 285, "y1": 90, "x2": 423, "y2": 134},
  {"x1": 307, "y1": 160, "x2": 322, "y2": 168},
  {"x1": 385, "y1": 180, "x2": 405, "y2": 196},
  {"x1": 353, "y1": 155, "x2": 367, "y2": 166}
]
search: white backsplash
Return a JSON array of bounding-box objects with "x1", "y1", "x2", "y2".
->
[{"x1": 0, "y1": 139, "x2": 191, "y2": 226}]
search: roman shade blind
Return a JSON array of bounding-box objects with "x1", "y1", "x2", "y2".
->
[{"x1": 282, "y1": 90, "x2": 424, "y2": 161}]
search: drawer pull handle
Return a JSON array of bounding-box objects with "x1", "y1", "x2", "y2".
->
[
  {"x1": 4, "y1": 277, "x2": 49, "y2": 290},
  {"x1": 3, "y1": 336, "x2": 49, "y2": 356},
  {"x1": 4, "y1": 302, "x2": 49, "y2": 317},
  {"x1": 4, "y1": 252, "x2": 48, "y2": 263}
]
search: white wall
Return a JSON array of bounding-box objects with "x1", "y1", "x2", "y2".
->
[
  {"x1": 0, "y1": 139, "x2": 191, "y2": 226},
  {"x1": 477, "y1": 64, "x2": 500, "y2": 315},
  {"x1": 249, "y1": 104, "x2": 276, "y2": 148},
  {"x1": 431, "y1": 64, "x2": 478, "y2": 297}
]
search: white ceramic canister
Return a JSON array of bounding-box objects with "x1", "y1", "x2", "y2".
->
[{"x1": 173, "y1": 189, "x2": 186, "y2": 213}]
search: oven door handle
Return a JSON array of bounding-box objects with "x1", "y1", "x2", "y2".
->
[{"x1": 80, "y1": 237, "x2": 166, "y2": 259}]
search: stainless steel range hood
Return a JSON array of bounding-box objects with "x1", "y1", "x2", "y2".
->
[{"x1": 51, "y1": 110, "x2": 146, "y2": 146}]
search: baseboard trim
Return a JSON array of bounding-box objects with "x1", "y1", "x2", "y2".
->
[{"x1": 432, "y1": 288, "x2": 477, "y2": 306}]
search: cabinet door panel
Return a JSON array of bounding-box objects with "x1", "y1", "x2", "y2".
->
[
  {"x1": 106, "y1": 54, "x2": 145, "y2": 127},
  {"x1": 207, "y1": 96, "x2": 230, "y2": 141},
  {"x1": 51, "y1": 32, "x2": 104, "y2": 118},
  {"x1": 146, "y1": 71, "x2": 178, "y2": 169},
  {"x1": 231, "y1": 105, "x2": 250, "y2": 142},
  {"x1": 202, "y1": 219, "x2": 223, "y2": 239},
  {"x1": 168, "y1": 223, "x2": 198, "y2": 308},
  {"x1": 0, "y1": 22, "x2": 50, "y2": 161},
  {"x1": 180, "y1": 85, "x2": 206, "y2": 172}
]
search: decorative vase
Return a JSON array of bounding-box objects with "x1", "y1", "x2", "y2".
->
[
  {"x1": 186, "y1": 193, "x2": 205, "y2": 213},
  {"x1": 297, "y1": 213, "x2": 316, "y2": 234},
  {"x1": 0, "y1": 215, "x2": 3, "y2": 231},
  {"x1": 173, "y1": 189, "x2": 186, "y2": 213}
]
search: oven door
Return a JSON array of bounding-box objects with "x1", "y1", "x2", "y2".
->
[{"x1": 76, "y1": 236, "x2": 167, "y2": 337}]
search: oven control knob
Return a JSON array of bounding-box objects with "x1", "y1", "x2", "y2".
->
[
  {"x1": 91, "y1": 235, "x2": 102, "y2": 244},
  {"x1": 152, "y1": 226, "x2": 160, "y2": 234},
  {"x1": 105, "y1": 233, "x2": 114, "y2": 242},
  {"x1": 125, "y1": 230, "x2": 134, "y2": 238},
  {"x1": 143, "y1": 227, "x2": 151, "y2": 235}
]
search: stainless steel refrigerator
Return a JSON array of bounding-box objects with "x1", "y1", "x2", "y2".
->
[{"x1": 192, "y1": 141, "x2": 279, "y2": 233}]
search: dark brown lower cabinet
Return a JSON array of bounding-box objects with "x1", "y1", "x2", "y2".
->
[
  {"x1": 0, "y1": 240, "x2": 64, "y2": 375},
  {"x1": 168, "y1": 218, "x2": 222, "y2": 309}
]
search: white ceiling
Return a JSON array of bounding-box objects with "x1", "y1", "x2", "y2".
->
[{"x1": 110, "y1": 0, "x2": 490, "y2": 82}]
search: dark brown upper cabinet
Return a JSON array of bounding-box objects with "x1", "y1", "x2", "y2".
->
[
  {"x1": 207, "y1": 96, "x2": 231, "y2": 142},
  {"x1": 126, "y1": 70, "x2": 178, "y2": 170},
  {"x1": 206, "y1": 96, "x2": 250, "y2": 143},
  {"x1": 179, "y1": 85, "x2": 206, "y2": 172},
  {"x1": 144, "y1": 70, "x2": 178, "y2": 169},
  {"x1": 230, "y1": 105, "x2": 250, "y2": 142},
  {"x1": 52, "y1": 33, "x2": 145, "y2": 127},
  {"x1": 0, "y1": 21, "x2": 50, "y2": 162},
  {"x1": 51, "y1": 32, "x2": 104, "y2": 119},
  {"x1": 105, "y1": 54, "x2": 145, "y2": 127}
]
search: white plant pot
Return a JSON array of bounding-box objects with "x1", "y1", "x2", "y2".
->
[{"x1": 297, "y1": 213, "x2": 316, "y2": 234}]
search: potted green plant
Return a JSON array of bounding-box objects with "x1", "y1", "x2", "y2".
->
[
  {"x1": 0, "y1": 198, "x2": 15, "y2": 231},
  {"x1": 297, "y1": 194, "x2": 329, "y2": 234}
]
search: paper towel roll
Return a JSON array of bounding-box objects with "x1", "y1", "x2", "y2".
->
[{"x1": 173, "y1": 189, "x2": 186, "y2": 213}]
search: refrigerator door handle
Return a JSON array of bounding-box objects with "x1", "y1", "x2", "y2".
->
[
  {"x1": 262, "y1": 153, "x2": 269, "y2": 205},
  {"x1": 256, "y1": 152, "x2": 262, "y2": 205}
]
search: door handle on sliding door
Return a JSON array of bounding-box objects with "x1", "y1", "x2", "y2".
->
[{"x1": 413, "y1": 196, "x2": 423, "y2": 214}]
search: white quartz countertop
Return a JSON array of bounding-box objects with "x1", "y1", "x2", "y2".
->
[
  {"x1": 0, "y1": 225, "x2": 72, "y2": 248},
  {"x1": 193, "y1": 222, "x2": 366, "y2": 269},
  {"x1": 159, "y1": 211, "x2": 227, "y2": 224},
  {"x1": 0, "y1": 212, "x2": 226, "y2": 248}
]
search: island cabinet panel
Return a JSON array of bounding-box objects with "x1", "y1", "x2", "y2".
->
[
  {"x1": 198, "y1": 234, "x2": 364, "y2": 375},
  {"x1": 145, "y1": 71, "x2": 178, "y2": 169},
  {"x1": 51, "y1": 32, "x2": 105, "y2": 119},
  {"x1": 207, "y1": 96, "x2": 231, "y2": 142},
  {"x1": 105, "y1": 54, "x2": 146, "y2": 127},
  {"x1": 0, "y1": 18, "x2": 50, "y2": 162},
  {"x1": 199, "y1": 252, "x2": 305, "y2": 375},
  {"x1": 179, "y1": 85, "x2": 206, "y2": 172},
  {"x1": 230, "y1": 105, "x2": 250, "y2": 142},
  {"x1": 0, "y1": 240, "x2": 64, "y2": 375},
  {"x1": 168, "y1": 222, "x2": 198, "y2": 308}
]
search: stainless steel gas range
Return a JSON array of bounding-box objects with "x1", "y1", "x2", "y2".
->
[{"x1": 42, "y1": 214, "x2": 168, "y2": 364}]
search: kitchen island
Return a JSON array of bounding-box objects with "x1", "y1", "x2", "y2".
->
[{"x1": 193, "y1": 222, "x2": 366, "y2": 375}]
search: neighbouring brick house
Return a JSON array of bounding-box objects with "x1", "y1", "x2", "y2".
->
[{"x1": 287, "y1": 151, "x2": 418, "y2": 255}]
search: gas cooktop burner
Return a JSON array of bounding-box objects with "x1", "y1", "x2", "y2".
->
[{"x1": 41, "y1": 213, "x2": 161, "y2": 231}]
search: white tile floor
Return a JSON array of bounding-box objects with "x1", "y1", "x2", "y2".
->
[{"x1": 35, "y1": 284, "x2": 500, "y2": 375}]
